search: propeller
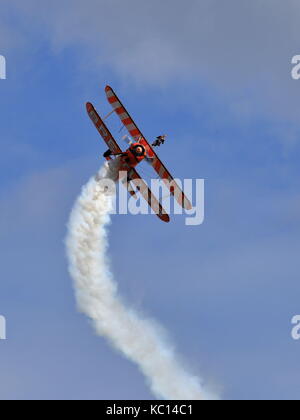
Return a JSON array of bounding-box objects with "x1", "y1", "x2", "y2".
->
[{"x1": 120, "y1": 135, "x2": 161, "y2": 170}]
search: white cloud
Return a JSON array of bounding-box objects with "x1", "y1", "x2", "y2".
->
[
  {"x1": 2, "y1": 0, "x2": 300, "y2": 98},
  {"x1": 3, "y1": 0, "x2": 300, "y2": 124},
  {"x1": 0, "y1": 158, "x2": 92, "y2": 238}
]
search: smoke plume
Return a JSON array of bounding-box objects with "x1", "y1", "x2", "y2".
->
[{"x1": 66, "y1": 163, "x2": 216, "y2": 400}]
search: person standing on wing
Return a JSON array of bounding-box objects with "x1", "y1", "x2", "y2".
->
[{"x1": 152, "y1": 134, "x2": 167, "y2": 147}]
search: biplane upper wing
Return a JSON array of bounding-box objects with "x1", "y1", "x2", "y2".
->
[
  {"x1": 127, "y1": 168, "x2": 170, "y2": 223},
  {"x1": 86, "y1": 102, "x2": 122, "y2": 154},
  {"x1": 105, "y1": 86, "x2": 192, "y2": 210}
]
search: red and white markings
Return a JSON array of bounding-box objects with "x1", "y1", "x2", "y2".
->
[{"x1": 105, "y1": 86, "x2": 192, "y2": 210}]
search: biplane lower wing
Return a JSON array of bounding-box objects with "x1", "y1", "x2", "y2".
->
[
  {"x1": 121, "y1": 173, "x2": 138, "y2": 198},
  {"x1": 86, "y1": 102, "x2": 169, "y2": 222},
  {"x1": 127, "y1": 168, "x2": 170, "y2": 223},
  {"x1": 105, "y1": 86, "x2": 192, "y2": 210},
  {"x1": 86, "y1": 102, "x2": 122, "y2": 154}
]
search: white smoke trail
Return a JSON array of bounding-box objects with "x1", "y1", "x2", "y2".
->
[{"x1": 66, "y1": 163, "x2": 216, "y2": 400}]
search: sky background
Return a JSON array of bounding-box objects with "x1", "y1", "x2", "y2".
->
[{"x1": 1, "y1": 0, "x2": 300, "y2": 400}]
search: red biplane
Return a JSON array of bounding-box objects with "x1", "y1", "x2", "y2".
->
[{"x1": 86, "y1": 86, "x2": 192, "y2": 223}]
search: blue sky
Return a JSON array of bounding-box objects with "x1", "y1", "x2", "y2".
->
[{"x1": 1, "y1": 0, "x2": 300, "y2": 400}]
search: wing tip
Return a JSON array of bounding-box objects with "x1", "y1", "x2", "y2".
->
[
  {"x1": 184, "y1": 201, "x2": 193, "y2": 211},
  {"x1": 86, "y1": 102, "x2": 93, "y2": 111},
  {"x1": 160, "y1": 213, "x2": 170, "y2": 223}
]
